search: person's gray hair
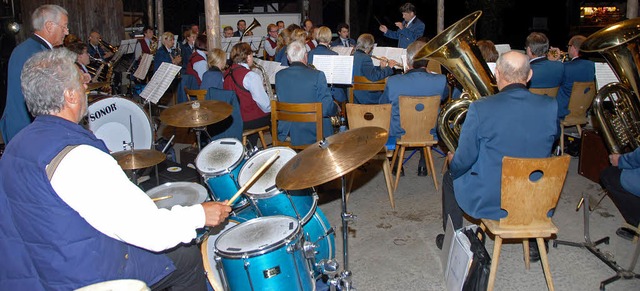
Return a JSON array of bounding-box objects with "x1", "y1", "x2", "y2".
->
[
  {"x1": 21, "y1": 48, "x2": 82, "y2": 116},
  {"x1": 355, "y1": 34, "x2": 375, "y2": 54},
  {"x1": 406, "y1": 40, "x2": 427, "y2": 68},
  {"x1": 525, "y1": 32, "x2": 549, "y2": 57},
  {"x1": 496, "y1": 51, "x2": 530, "y2": 84},
  {"x1": 32, "y1": 4, "x2": 68, "y2": 31},
  {"x1": 287, "y1": 41, "x2": 307, "y2": 62}
]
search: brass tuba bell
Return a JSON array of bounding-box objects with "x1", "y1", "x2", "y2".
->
[
  {"x1": 240, "y1": 18, "x2": 261, "y2": 42},
  {"x1": 414, "y1": 11, "x2": 498, "y2": 150},
  {"x1": 583, "y1": 17, "x2": 640, "y2": 154}
]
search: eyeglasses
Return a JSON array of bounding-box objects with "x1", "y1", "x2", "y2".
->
[
  {"x1": 50, "y1": 22, "x2": 69, "y2": 31},
  {"x1": 269, "y1": 30, "x2": 278, "y2": 33}
]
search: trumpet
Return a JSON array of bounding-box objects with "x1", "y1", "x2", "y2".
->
[
  {"x1": 99, "y1": 38, "x2": 117, "y2": 54},
  {"x1": 548, "y1": 47, "x2": 570, "y2": 62}
]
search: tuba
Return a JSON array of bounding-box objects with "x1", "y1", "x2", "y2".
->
[
  {"x1": 583, "y1": 17, "x2": 640, "y2": 154},
  {"x1": 413, "y1": 11, "x2": 498, "y2": 150},
  {"x1": 240, "y1": 18, "x2": 261, "y2": 42}
]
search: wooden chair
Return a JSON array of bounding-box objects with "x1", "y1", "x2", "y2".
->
[
  {"x1": 349, "y1": 76, "x2": 387, "y2": 104},
  {"x1": 426, "y1": 60, "x2": 442, "y2": 74},
  {"x1": 560, "y1": 81, "x2": 596, "y2": 154},
  {"x1": 390, "y1": 96, "x2": 441, "y2": 191},
  {"x1": 270, "y1": 100, "x2": 323, "y2": 150},
  {"x1": 480, "y1": 155, "x2": 571, "y2": 291},
  {"x1": 530, "y1": 87, "x2": 559, "y2": 98},
  {"x1": 345, "y1": 103, "x2": 395, "y2": 208},
  {"x1": 185, "y1": 89, "x2": 207, "y2": 101}
]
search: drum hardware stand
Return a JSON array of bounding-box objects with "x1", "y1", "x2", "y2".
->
[
  {"x1": 327, "y1": 174, "x2": 356, "y2": 291},
  {"x1": 553, "y1": 192, "x2": 640, "y2": 290},
  {"x1": 304, "y1": 228, "x2": 338, "y2": 276}
]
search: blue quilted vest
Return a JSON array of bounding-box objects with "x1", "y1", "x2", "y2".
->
[{"x1": 0, "y1": 115, "x2": 174, "y2": 290}]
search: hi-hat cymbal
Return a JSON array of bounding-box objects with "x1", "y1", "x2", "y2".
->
[
  {"x1": 85, "y1": 82, "x2": 110, "y2": 92},
  {"x1": 160, "y1": 100, "x2": 232, "y2": 128},
  {"x1": 112, "y1": 149, "x2": 165, "y2": 170},
  {"x1": 276, "y1": 127, "x2": 388, "y2": 190}
]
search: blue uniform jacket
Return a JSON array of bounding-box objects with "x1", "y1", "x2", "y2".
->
[
  {"x1": 383, "y1": 17, "x2": 425, "y2": 48},
  {"x1": 87, "y1": 44, "x2": 107, "y2": 60},
  {"x1": 529, "y1": 57, "x2": 564, "y2": 89},
  {"x1": 153, "y1": 46, "x2": 173, "y2": 72},
  {"x1": 275, "y1": 62, "x2": 338, "y2": 146},
  {"x1": 379, "y1": 68, "x2": 448, "y2": 138},
  {"x1": 330, "y1": 38, "x2": 356, "y2": 47},
  {"x1": 205, "y1": 88, "x2": 243, "y2": 141},
  {"x1": 352, "y1": 50, "x2": 394, "y2": 104},
  {"x1": 200, "y1": 67, "x2": 224, "y2": 90},
  {"x1": 180, "y1": 43, "x2": 194, "y2": 73},
  {"x1": 308, "y1": 44, "x2": 348, "y2": 103},
  {"x1": 556, "y1": 57, "x2": 595, "y2": 119},
  {"x1": 619, "y1": 148, "x2": 640, "y2": 196},
  {"x1": 450, "y1": 83, "x2": 558, "y2": 220},
  {"x1": 0, "y1": 35, "x2": 50, "y2": 143}
]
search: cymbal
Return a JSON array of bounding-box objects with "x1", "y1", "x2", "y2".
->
[
  {"x1": 85, "y1": 82, "x2": 110, "y2": 91},
  {"x1": 276, "y1": 127, "x2": 388, "y2": 190},
  {"x1": 112, "y1": 149, "x2": 165, "y2": 170},
  {"x1": 160, "y1": 100, "x2": 233, "y2": 128}
]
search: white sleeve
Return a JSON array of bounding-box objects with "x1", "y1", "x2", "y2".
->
[
  {"x1": 194, "y1": 60, "x2": 208, "y2": 81},
  {"x1": 243, "y1": 71, "x2": 271, "y2": 112},
  {"x1": 134, "y1": 42, "x2": 142, "y2": 60},
  {"x1": 50, "y1": 145, "x2": 205, "y2": 252},
  {"x1": 264, "y1": 41, "x2": 277, "y2": 56}
]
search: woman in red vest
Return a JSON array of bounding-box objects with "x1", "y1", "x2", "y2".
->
[
  {"x1": 223, "y1": 42, "x2": 271, "y2": 146},
  {"x1": 186, "y1": 35, "x2": 208, "y2": 86}
]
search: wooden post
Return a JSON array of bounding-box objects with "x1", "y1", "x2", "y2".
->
[
  {"x1": 204, "y1": 0, "x2": 221, "y2": 50},
  {"x1": 147, "y1": 0, "x2": 154, "y2": 28},
  {"x1": 628, "y1": 0, "x2": 638, "y2": 19},
  {"x1": 156, "y1": 0, "x2": 164, "y2": 35},
  {"x1": 345, "y1": 0, "x2": 350, "y2": 26},
  {"x1": 437, "y1": 0, "x2": 444, "y2": 33}
]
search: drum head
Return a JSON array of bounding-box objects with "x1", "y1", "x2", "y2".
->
[
  {"x1": 146, "y1": 182, "x2": 208, "y2": 209},
  {"x1": 74, "y1": 279, "x2": 149, "y2": 291},
  {"x1": 215, "y1": 216, "x2": 299, "y2": 258},
  {"x1": 87, "y1": 97, "x2": 153, "y2": 153},
  {"x1": 196, "y1": 138, "x2": 245, "y2": 176},
  {"x1": 238, "y1": 147, "x2": 297, "y2": 196}
]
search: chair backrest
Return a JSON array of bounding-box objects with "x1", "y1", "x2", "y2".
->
[
  {"x1": 398, "y1": 95, "x2": 440, "y2": 143},
  {"x1": 270, "y1": 100, "x2": 323, "y2": 150},
  {"x1": 345, "y1": 103, "x2": 392, "y2": 131},
  {"x1": 564, "y1": 81, "x2": 596, "y2": 124},
  {"x1": 499, "y1": 155, "x2": 571, "y2": 227},
  {"x1": 349, "y1": 76, "x2": 387, "y2": 103},
  {"x1": 426, "y1": 60, "x2": 442, "y2": 74},
  {"x1": 529, "y1": 87, "x2": 559, "y2": 98},
  {"x1": 185, "y1": 89, "x2": 207, "y2": 101}
]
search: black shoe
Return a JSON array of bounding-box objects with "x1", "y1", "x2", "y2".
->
[
  {"x1": 616, "y1": 227, "x2": 638, "y2": 241},
  {"x1": 529, "y1": 239, "x2": 549, "y2": 262},
  {"x1": 417, "y1": 166, "x2": 428, "y2": 176},
  {"x1": 392, "y1": 165, "x2": 405, "y2": 176},
  {"x1": 436, "y1": 234, "x2": 445, "y2": 250}
]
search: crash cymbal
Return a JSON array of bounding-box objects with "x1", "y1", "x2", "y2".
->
[
  {"x1": 112, "y1": 149, "x2": 165, "y2": 170},
  {"x1": 85, "y1": 82, "x2": 110, "y2": 92},
  {"x1": 160, "y1": 100, "x2": 232, "y2": 128},
  {"x1": 276, "y1": 127, "x2": 388, "y2": 190}
]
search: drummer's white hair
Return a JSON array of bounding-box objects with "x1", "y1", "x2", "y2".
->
[
  {"x1": 287, "y1": 40, "x2": 307, "y2": 63},
  {"x1": 21, "y1": 48, "x2": 83, "y2": 116}
]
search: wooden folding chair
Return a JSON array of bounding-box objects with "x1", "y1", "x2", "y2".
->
[
  {"x1": 560, "y1": 81, "x2": 596, "y2": 154},
  {"x1": 530, "y1": 86, "x2": 560, "y2": 97},
  {"x1": 270, "y1": 100, "x2": 323, "y2": 150},
  {"x1": 349, "y1": 76, "x2": 387, "y2": 104}
]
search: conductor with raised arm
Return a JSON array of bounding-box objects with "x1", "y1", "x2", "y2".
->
[{"x1": 379, "y1": 3, "x2": 425, "y2": 49}]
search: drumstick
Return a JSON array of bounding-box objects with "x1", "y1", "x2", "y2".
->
[
  {"x1": 225, "y1": 150, "x2": 280, "y2": 206},
  {"x1": 152, "y1": 195, "x2": 173, "y2": 202}
]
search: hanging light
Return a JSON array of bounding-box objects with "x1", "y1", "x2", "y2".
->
[{"x1": 8, "y1": 22, "x2": 20, "y2": 34}]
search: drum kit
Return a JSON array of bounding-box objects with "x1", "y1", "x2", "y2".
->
[{"x1": 86, "y1": 92, "x2": 388, "y2": 290}]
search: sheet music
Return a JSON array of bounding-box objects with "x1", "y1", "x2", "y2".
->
[
  {"x1": 312, "y1": 55, "x2": 354, "y2": 85},
  {"x1": 331, "y1": 46, "x2": 353, "y2": 56},
  {"x1": 139, "y1": 62, "x2": 181, "y2": 104},
  {"x1": 119, "y1": 39, "x2": 138, "y2": 54},
  {"x1": 222, "y1": 37, "x2": 241, "y2": 53},
  {"x1": 595, "y1": 62, "x2": 619, "y2": 90},
  {"x1": 371, "y1": 47, "x2": 406, "y2": 67},
  {"x1": 495, "y1": 44, "x2": 511, "y2": 56},
  {"x1": 133, "y1": 53, "x2": 154, "y2": 80},
  {"x1": 254, "y1": 59, "x2": 287, "y2": 84}
]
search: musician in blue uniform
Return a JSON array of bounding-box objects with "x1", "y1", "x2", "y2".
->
[
  {"x1": 555, "y1": 35, "x2": 595, "y2": 120},
  {"x1": 352, "y1": 34, "x2": 397, "y2": 104},
  {"x1": 379, "y1": 3, "x2": 425, "y2": 49},
  {"x1": 601, "y1": 148, "x2": 640, "y2": 240},
  {"x1": 526, "y1": 32, "x2": 564, "y2": 89}
]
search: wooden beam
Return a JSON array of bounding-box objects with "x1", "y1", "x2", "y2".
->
[
  {"x1": 628, "y1": 0, "x2": 638, "y2": 19},
  {"x1": 156, "y1": 0, "x2": 164, "y2": 35},
  {"x1": 204, "y1": 0, "x2": 221, "y2": 50},
  {"x1": 437, "y1": 0, "x2": 444, "y2": 34}
]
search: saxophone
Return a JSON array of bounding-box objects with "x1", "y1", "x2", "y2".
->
[
  {"x1": 413, "y1": 11, "x2": 498, "y2": 150},
  {"x1": 583, "y1": 17, "x2": 640, "y2": 154},
  {"x1": 251, "y1": 62, "x2": 276, "y2": 100}
]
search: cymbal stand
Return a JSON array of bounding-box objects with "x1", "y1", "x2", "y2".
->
[
  {"x1": 125, "y1": 115, "x2": 139, "y2": 184},
  {"x1": 143, "y1": 100, "x2": 160, "y2": 186},
  {"x1": 328, "y1": 174, "x2": 356, "y2": 291},
  {"x1": 553, "y1": 192, "x2": 640, "y2": 290}
]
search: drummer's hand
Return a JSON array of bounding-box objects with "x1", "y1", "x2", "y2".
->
[{"x1": 201, "y1": 201, "x2": 232, "y2": 226}]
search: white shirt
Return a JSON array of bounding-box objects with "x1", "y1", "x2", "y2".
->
[
  {"x1": 50, "y1": 145, "x2": 205, "y2": 252},
  {"x1": 240, "y1": 63, "x2": 271, "y2": 113},
  {"x1": 405, "y1": 16, "x2": 416, "y2": 28},
  {"x1": 264, "y1": 36, "x2": 278, "y2": 57},
  {"x1": 193, "y1": 50, "x2": 208, "y2": 81},
  {"x1": 529, "y1": 56, "x2": 545, "y2": 63},
  {"x1": 34, "y1": 33, "x2": 53, "y2": 49}
]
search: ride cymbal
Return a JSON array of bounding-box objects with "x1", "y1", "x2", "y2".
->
[
  {"x1": 160, "y1": 100, "x2": 232, "y2": 128},
  {"x1": 112, "y1": 149, "x2": 165, "y2": 170},
  {"x1": 276, "y1": 127, "x2": 388, "y2": 190}
]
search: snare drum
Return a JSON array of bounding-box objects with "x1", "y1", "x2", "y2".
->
[
  {"x1": 87, "y1": 97, "x2": 153, "y2": 153},
  {"x1": 196, "y1": 138, "x2": 246, "y2": 208},
  {"x1": 238, "y1": 147, "x2": 335, "y2": 277},
  {"x1": 145, "y1": 182, "x2": 208, "y2": 209},
  {"x1": 215, "y1": 216, "x2": 314, "y2": 291},
  {"x1": 201, "y1": 206, "x2": 257, "y2": 291}
]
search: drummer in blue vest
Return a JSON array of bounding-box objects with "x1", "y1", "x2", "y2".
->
[{"x1": 0, "y1": 48, "x2": 231, "y2": 290}]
